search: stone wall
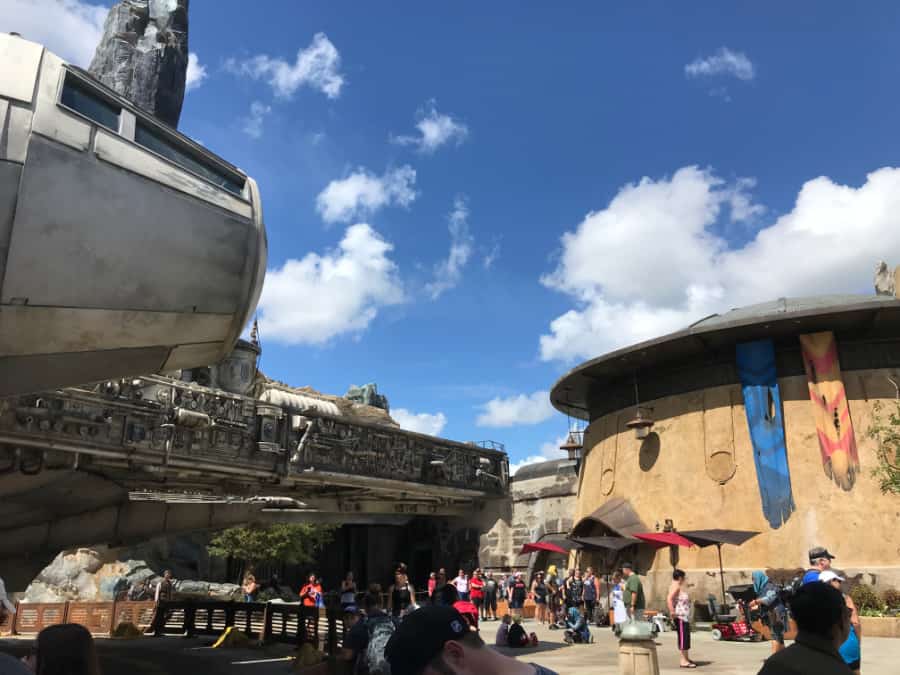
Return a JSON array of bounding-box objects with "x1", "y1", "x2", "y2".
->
[
  {"x1": 478, "y1": 459, "x2": 577, "y2": 571},
  {"x1": 577, "y1": 367, "x2": 900, "y2": 608}
]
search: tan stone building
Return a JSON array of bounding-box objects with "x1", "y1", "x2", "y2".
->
[{"x1": 551, "y1": 295, "x2": 900, "y2": 607}]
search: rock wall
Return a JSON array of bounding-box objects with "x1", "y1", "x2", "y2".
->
[{"x1": 89, "y1": 0, "x2": 189, "y2": 128}]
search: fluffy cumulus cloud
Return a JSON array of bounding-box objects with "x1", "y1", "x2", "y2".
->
[
  {"x1": 257, "y1": 224, "x2": 404, "y2": 345},
  {"x1": 425, "y1": 196, "x2": 474, "y2": 299},
  {"x1": 392, "y1": 408, "x2": 448, "y2": 436},
  {"x1": 540, "y1": 165, "x2": 900, "y2": 362},
  {"x1": 242, "y1": 101, "x2": 271, "y2": 139},
  {"x1": 509, "y1": 435, "x2": 567, "y2": 475},
  {"x1": 391, "y1": 101, "x2": 469, "y2": 153},
  {"x1": 316, "y1": 166, "x2": 417, "y2": 224},
  {"x1": 685, "y1": 47, "x2": 755, "y2": 81},
  {"x1": 476, "y1": 391, "x2": 555, "y2": 428},
  {"x1": 186, "y1": 52, "x2": 207, "y2": 92},
  {"x1": 228, "y1": 33, "x2": 344, "y2": 99},
  {"x1": 0, "y1": 0, "x2": 107, "y2": 67}
]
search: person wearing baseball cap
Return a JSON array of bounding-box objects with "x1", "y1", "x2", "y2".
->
[
  {"x1": 803, "y1": 546, "x2": 836, "y2": 585},
  {"x1": 819, "y1": 571, "x2": 861, "y2": 674},
  {"x1": 384, "y1": 605, "x2": 558, "y2": 675}
]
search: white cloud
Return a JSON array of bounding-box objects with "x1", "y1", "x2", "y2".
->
[
  {"x1": 228, "y1": 32, "x2": 344, "y2": 99},
  {"x1": 242, "y1": 101, "x2": 271, "y2": 139},
  {"x1": 477, "y1": 391, "x2": 555, "y2": 428},
  {"x1": 186, "y1": 52, "x2": 207, "y2": 92},
  {"x1": 425, "y1": 196, "x2": 474, "y2": 299},
  {"x1": 392, "y1": 408, "x2": 448, "y2": 436},
  {"x1": 0, "y1": 0, "x2": 106, "y2": 67},
  {"x1": 540, "y1": 165, "x2": 900, "y2": 362},
  {"x1": 483, "y1": 240, "x2": 501, "y2": 270},
  {"x1": 316, "y1": 166, "x2": 417, "y2": 224},
  {"x1": 391, "y1": 101, "x2": 469, "y2": 153},
  {"x1": 685, "y1": 47, "x2": 755, "y2": 81},
  {"x1": 509, "y1": 435, "x2": 567, "y2": 475},
  {"x1": 256, "y1": 224, "x2": 404, "y2": 345}
]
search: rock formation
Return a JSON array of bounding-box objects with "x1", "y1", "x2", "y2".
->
[
  {"x1": 345, "y1": 383, "x2": 390, "y2": 412},
  {"x1": 88, "y1": 0, "x2": 189, "y2": 128}
]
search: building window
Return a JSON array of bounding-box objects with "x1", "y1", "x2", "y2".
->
[
  {"x1": 60, "y1": 73, "x2": 120, "y2": 132},
  {"x1": 134, "y1": 121, "x2": 245, "y2": 196}
]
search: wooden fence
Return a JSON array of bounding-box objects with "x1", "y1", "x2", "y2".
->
[{"x1": 0, "y1": 599, "x2": 345, "y2": 651}]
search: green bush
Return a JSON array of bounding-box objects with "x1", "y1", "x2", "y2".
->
[
  {"x1": 850, "y1": 584, "x2": 884, "y2": 613},
  {"x1": 882, "y1": 588, "x2": 900, "y2": 610}
]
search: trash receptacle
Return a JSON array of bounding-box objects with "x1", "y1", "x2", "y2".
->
[{"x1": 618, "y1": 619, "x2": 660, "y2": 675}]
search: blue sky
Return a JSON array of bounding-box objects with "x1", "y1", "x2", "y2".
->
[{"x1": 10, "y1": 1, "x2": 900, "y2": 472}]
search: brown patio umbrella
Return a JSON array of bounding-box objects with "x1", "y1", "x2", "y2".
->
[{"x1": 679, "y1": 529, "x2": 760, "y2": 606}]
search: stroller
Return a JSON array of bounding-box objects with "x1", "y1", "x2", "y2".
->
[{"x1": 709, "y1": 584, "x2": 763, "y2": 642}]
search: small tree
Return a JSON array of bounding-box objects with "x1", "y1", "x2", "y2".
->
[
  {"x1": 865, "y1": 401, "x2": 900, "y2": 495},
  {"x1": 208, "y1": 522, "x2": 334, "y2": 580}
]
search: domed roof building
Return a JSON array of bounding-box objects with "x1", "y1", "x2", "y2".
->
[{"x1": 551, "y1": 293, "x2": 900, "y2": 605}]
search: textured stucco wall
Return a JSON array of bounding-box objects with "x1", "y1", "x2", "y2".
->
[
  {"x1": 577, "y1": 367, "x2": 900, "y2": 608},
  {"x1": 479, "y1": 461, "x2": 577, "y2": 570}
]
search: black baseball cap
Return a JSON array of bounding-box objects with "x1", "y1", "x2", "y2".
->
[
  {"x1": 621, "y1": 561, "x2": 634, "y2": 570},
  {"x1": 385, "y1": 606, "x2": 470, "y2": 675},
  {"x1": 808, "y1": 546, "x2": 835, "y2": 562}
]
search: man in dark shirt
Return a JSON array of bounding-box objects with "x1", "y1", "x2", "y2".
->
[
  {"x1": 345, "y1": 586, "x2": 398, "y2": 675},
  {"x1": 758, "y1": 582, "x2": 852, "y2": 675}
]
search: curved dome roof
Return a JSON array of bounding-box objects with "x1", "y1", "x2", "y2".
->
[{"x1": 551, "y1": 294, "x2": 900, "y2": 420}]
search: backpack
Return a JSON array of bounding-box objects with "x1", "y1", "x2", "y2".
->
[{"x1": 365, "y1": 614, "x2": 397, "y2": 674}]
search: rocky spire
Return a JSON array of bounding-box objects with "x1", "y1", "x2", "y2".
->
[{"x1": 88, "y1": 0, "x2": 189, "y2": 128}]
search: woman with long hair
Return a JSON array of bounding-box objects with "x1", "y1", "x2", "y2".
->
[{"x1": 531, "y1": 571, "x2": 549, "y2": 625}]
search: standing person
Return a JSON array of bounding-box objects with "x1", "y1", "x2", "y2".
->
[
  {"x1": 509, "y1": 572, "x2": 528, "y2": 619},
  {"x1": 0, "y1": 575, "x2": 16, "y2": 628},
  {"x1": 531, "y1": 571, "x2": 549, "y2": 625},
  {"x1": 803, "y1": 546, "x2": 836, "y2": 585},
  {"x1": 505, "y1": 572, "x2": 516, "y2": 605},
  {"x1": 242, "y1": 573, "x2": 259, "y2": 602},
  {"x1": 24, "y1": 623, "x2": 102, "y2": 675},
  {"x1": 566, "y1": 569, "x2": 585, "y2": 611},
  {"x1": 546, "y1": 564, "x2": 561, "y2": 626},
  {"x1": 483, "y1": 571, "x2": 499, "y2": 621},
  {"x1": 469, "y1": 569, "x2": 485, "y2": 621},
  {"x1": 667, "y1": 569, "x2": 695, "y2": 668},
  {"x1": 452, "y1": 569, "x2": 470, "y2": 601},
  {"x1": 341, "y1": 572, "x2": 359, "y2": 612},
  {"x1": 388, "y1": 571, "x2": 416, "y2": 618},
  {"x1": 621, "y1": 562, "x2": 645, "y2": 620},
  {"x1": 562, "y1": 569, "x2": 577, "y2": 609},
  {"x1": 432, "y1": 569, "x2": 448, "y2": 605},
  {"x1": 611, "y1": 572, "x2": 628, "y2": 629},
  {"x1": 427, "y1": 572, "x2": 437, "y2": 598},
  {"x1": 750, "y1": 570, "x2": 788, "y2": 655},
  {"x1": 154, "y1": 569, "x2": 174, "y2": 602},
  {"x1": 583, "y1": 567, "x2": 599, "y2": 625},
  {"x1": 757, "y1": 582, "x2": 851, "y2": 675},
  {"x1": 384, "y1": 605, "x2": 560, "y2": 675},
  {"x1": 344, "y1": 586, "x2": 399, "y2": 675},
  {"x1": 300, "y1": 573, "x2": 323, "y2": 609},
  {"x1": 820, "y1": 571, "x2": 861, "y2": 675}
]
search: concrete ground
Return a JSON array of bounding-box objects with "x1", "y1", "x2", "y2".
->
[{"x1": 1, "y1": 621, "x2": 897, "y2": 674}]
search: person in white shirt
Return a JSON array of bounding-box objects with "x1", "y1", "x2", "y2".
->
[{"x1": 452, "y1": 569, "x2": 470, "y2": 601}]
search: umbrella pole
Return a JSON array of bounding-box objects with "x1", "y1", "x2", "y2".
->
[{"x1": 717, "y1": 543, "x2": 726, "y2": 607}]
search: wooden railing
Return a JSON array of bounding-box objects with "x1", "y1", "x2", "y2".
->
[{"x1": 0, "y1": 599, "x2": 345, "y2": 652}]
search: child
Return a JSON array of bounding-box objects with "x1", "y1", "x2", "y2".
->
[
  {"x1": 495, "y1": 614, "x2": 511, "y2": 646},
  {"x1": 564, "y1": 605, "x2": 590, "y2": 644},
  {"x1": 507, "y1": 616, "x2": 530, "y2": 647}
]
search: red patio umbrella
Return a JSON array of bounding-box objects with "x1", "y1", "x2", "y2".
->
[
  {"x1": 519, "y1": 541, "x2": 569, "y2": 555},
  {"x1": 632, "y1": 532, "x2": 696, "y2": 548}
]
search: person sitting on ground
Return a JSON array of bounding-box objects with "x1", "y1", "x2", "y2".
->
[
  {"x1": 26, "y1": 623, "x2": 102, "y2": 675},
  {"x1": 757, "y1": 582, "x2": 852, "y2": 675},
  {"x1": 506, "y1": 616, "x2": 531, "y2": 648},
  {"x1": 564, "y1": 605, "x2": 590, "y2": 644},
  {"x1": 344, "y1": 585, "x2": 399, "y2": 675},
  {"x1": 385, "y1": 605, "x2": 558, "y2": 675},
  {"x1": 495, "y1": 614, "x2": 511, "y2": 646},
  {"x1": 802, "y1": 546, "x2": 836, "y2": 585}
]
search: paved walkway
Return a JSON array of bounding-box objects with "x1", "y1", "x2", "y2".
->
[
  {"x1": 500, "y1": 620, "x2": 896, "y2": 674},
  {"x1": 2, "y1": 622, "x2": 897, "y2": 674}
]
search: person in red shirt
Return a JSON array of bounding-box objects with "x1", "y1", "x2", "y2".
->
[
  {"x1": 427, "y1": 571, "x2": 437, "y2": 598},
  {"x1": 300, "y1": 573, "x2": 323, "y2": 608},
  {"x1": 469, "y1": 568, "x2": 486, "y2": 621}
]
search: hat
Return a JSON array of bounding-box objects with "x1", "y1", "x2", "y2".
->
[
  {"x1": 808, "y1": 546, "x2": 836, "y2": 562},
  {"x1": 818, "y1": 571, "x2": 845, "y2": 584},
  {"x1": 385, "y1": 606, "x2": 470, "y2": 675},
  {"x1": 621, "y1": 561, "x2": 634, "y2": 570}
]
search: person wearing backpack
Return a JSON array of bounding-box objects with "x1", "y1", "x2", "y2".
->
[{"x1": 346, "y1": 586, "x2": 399, "y2": 675}]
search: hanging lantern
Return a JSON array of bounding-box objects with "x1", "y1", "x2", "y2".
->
[
  {"x1": 626, "y1": 407, "x2": 655, "y2": 439},
  {"x1": 559, "y1": 430, "x2": 583, "y2": 461}
]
